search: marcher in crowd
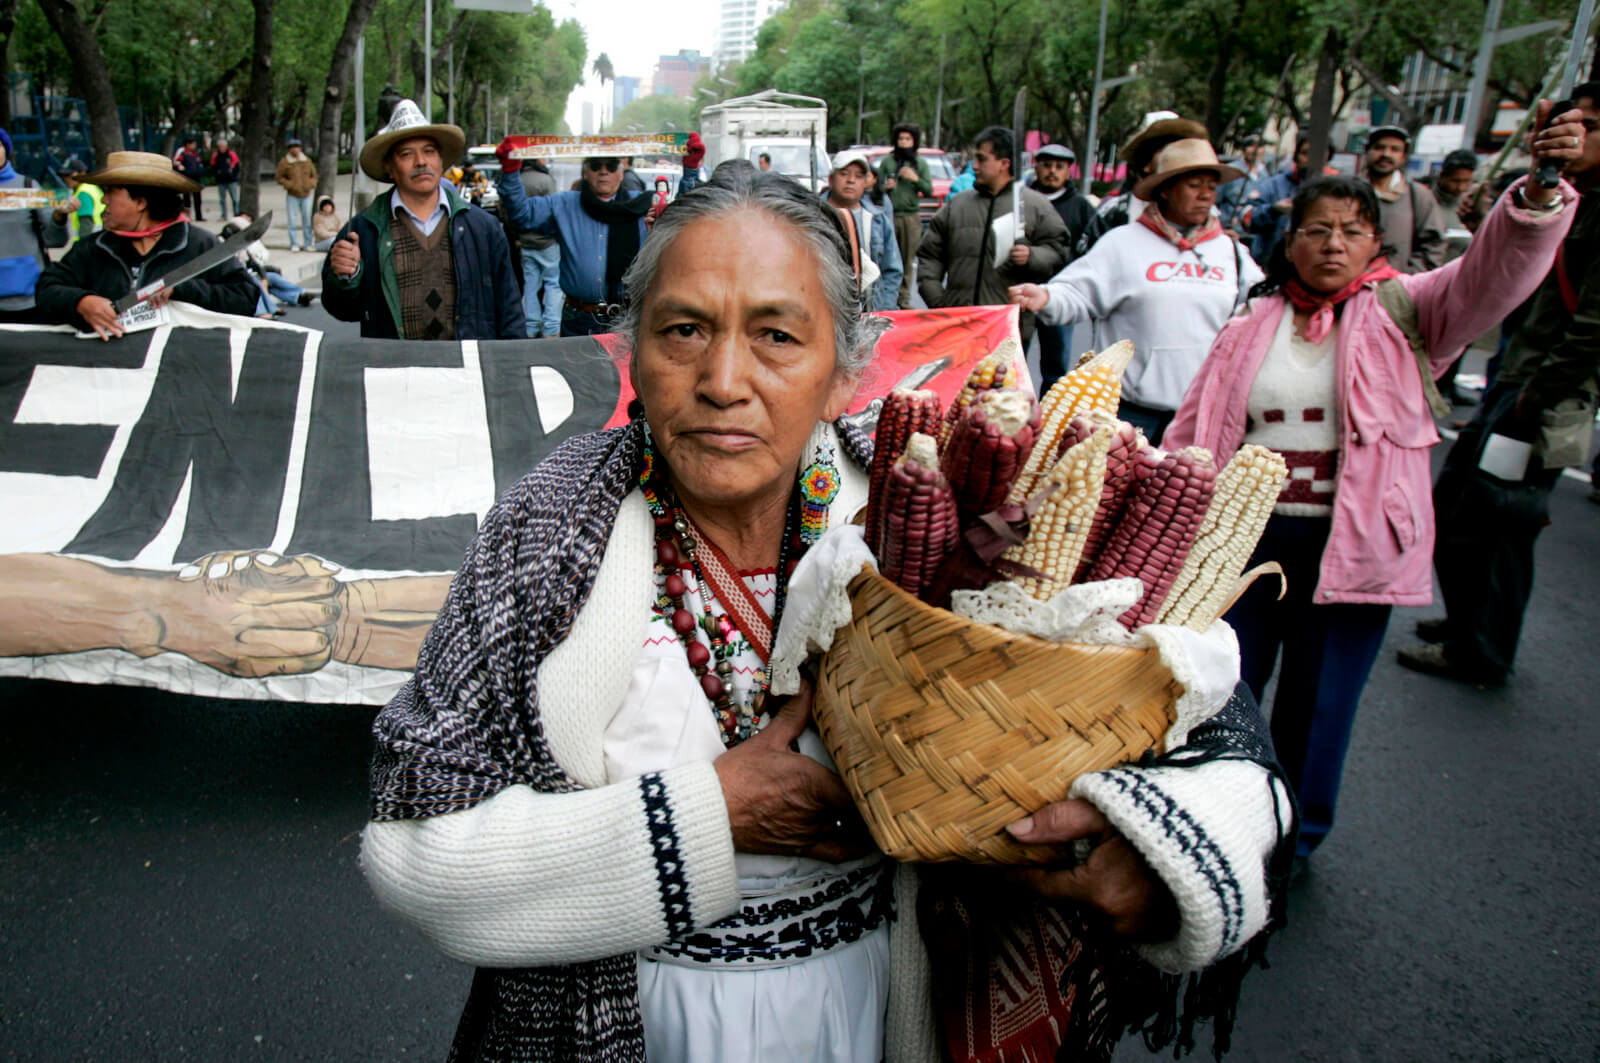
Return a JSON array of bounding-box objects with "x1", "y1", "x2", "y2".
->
[
  {"x1": 679, "y1": 132, "x2": 706, "y2": 196},
  {"x1": 311, "y1": 195, "x2": 341, "y2": 252},
  {"x1": 275, "y1": 138, "x2": 319, "y2": 253},
  {"x1": 52, "y1": 156, "x2": 104, "y2": 242},
  {"x1": 322, "y1": 100, "x2": 523, "y2": 340},
  {"x1": 757, "y1": 151, "x2": 772, "y2": 171},
  {"x1": 1218, "y1": 133, "x2": 1271, "y2": 234},
  {"x1": 210, "y1": 138, "x2": 241, "y2": 219},
  {"x1": 1431, "y1": 149, "x2": 1479, "y2": 217},
  {"x1": 515, "y1": 156, "x2": 562, "y2": 338},
  {"x1": 222, "y1": 215, "x2": 313, "y2": 315},
  {"x1": 172, "y1": 136, "x2": 206, "y2": 221},
  {"x1": 0, "y1": 127, "x2": 68, "y2": 322},
  {"x1": 1162, "y1": 106, "x2": 1582, "y2": 864},
  {"x1": 918, "y1": 125, "x2": 1068, "y2": 346},
  {"x1": 1026, "y1": 142, "x2": 1103, "y2": 392},
  {"x1": 877, "y1": 122, "x2": 934, "y2": 308},
  {"x1": 494, "y1": 136, "x2": 652, "y2": 336},
  {"x1": 360, "y1": 167, "x2": 1293, "y2": 1063},
  {"x1": 1244, "y1": 135, "x2": 1313, "y2": 264},
  {"x1": 1400, "y1": 92, "x2": 1599, "y2": 686},
  {"x1": 1360, "y1": 125, "x2": 1448, "y2": 273},
  {"x1": 1012, "y1": 139, "x2": 1262, "y2": 442},
  {"x1": 821, "y1": 148, "x2": 903, "y2": 312},
  {"x1": 1086, "y1": 112, "x2": 1208, "y2": 252},
  {"x1": 36, "y1": 151, "x2": 258, "y2": 338}
]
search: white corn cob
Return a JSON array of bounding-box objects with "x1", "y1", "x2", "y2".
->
[
  {"x1": 1155, "y1": 444, "x2": 1288, "y2": 630},
  {"x1": 1008, "y1": 339, "x2": 1136, "y2": 504},
  {"x1": 1002, "y1": 425, "x2": 1112, "y2": 601}
]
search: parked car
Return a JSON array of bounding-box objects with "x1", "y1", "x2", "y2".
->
[
  {"x1": 858, "y1": 146, "x2": 955, "y2": 221},
  {"x1": 462, "y1": 145, "x2": 502, "y2": 212}
]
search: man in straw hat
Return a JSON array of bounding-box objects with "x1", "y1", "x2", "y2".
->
[
  {"x1": 493, "y1": 134, "x2": 652, "y2": 337},
  {"x1": 322, "y1": 99, "x2": 524, "y2": 340},
  {"x1": 1010, "y1": 138, "x2": 1262, "y2": 443},
  {"x1": 35, "y1": 151, "x2": 259, "y2": 339},
  {"x1": 1082, "y1": 111, "x2": 1209, "y2": 253}
]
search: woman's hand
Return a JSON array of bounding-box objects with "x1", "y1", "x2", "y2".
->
[
  {"x1": 1526, "y1": 99, "x2": 1589, "y2": 204},
  {"x1": 714, "y1": 681, "x2": 874, "y2": 863},
  {"x1": 76, "y1": 294, "x2": 124, "y2": 341},
  {"x1": 1008, "y1": 283, "x2": 1048, "y2": 312},
  {"x1": 1007, "y1": 799, "x2": 1179, "y2": 942}
]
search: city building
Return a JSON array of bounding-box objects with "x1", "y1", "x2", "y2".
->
[
  {"x1": 654, "y1": 50, "x2": 711, "y2": 99},
  {"x1": 582, "y1": 101, "x2": 595, "y2": 135},
  {"x1": 612, "y1": 76, "x2": 642, "y2": 116},
  {"x1": 713, "y1": 0, "x2": 787, "y2": 69}
]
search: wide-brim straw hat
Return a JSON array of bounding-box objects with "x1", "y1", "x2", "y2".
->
[
  {"x1": 358, "y1": 98, "x2": 466, "y2": 181},
  {"x1": 1132, "y1": 138, "x2": 1245, "y2": 201},
  {"x1": 84, "y1": 151, "x2": 198, "y2": 193},
  {"x1": 1118, "y1": 113, "x2": 1210, "y2": 166}
]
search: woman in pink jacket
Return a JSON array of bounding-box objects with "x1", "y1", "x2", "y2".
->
[{"x1": 1164, "y1": 132, "x2": 1582, "y2": 863}]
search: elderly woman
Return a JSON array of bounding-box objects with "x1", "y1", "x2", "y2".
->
[
  {"x1": 362, "y1": 170, "x2": 1292, "y2": 1063},
  {"x1": 1162, "y1": 112, "x2": 1584, "y2": 867},
  {"x1": 1011, "y1": 139, "x2": 1263, "y2": 444}
]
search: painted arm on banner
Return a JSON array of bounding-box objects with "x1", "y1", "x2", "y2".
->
[{"x1": 0, "y1": 551, "x2": 453, "y2": 676}]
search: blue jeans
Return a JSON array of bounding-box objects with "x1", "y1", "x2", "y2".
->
[
  {"x1": 1036, "y1": 323, "x2": 1075, "y2": 395},
  {"x1": 1227, "y1": 515, "x2": 1392, "y2": 857},
  {"x1": 285, "y1": 193, "x2": 314, "y2": 249},
  {"x1": 217, "y1": 182, "x2": 239, "y2": 218},
  {"x1": 522, "y1": 244, "x2": 562, "y2": 338}
]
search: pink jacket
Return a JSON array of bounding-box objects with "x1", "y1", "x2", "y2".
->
[{"x1": 1164, "y1": 178, "x2": 1575, "y2": 606}]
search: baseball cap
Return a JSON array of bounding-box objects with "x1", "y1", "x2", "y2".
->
[
  {"x1": 831, "y1": 149, "x2": 871, "y2": 173},
  {"x1": 1367, "y1": 125, "x2": 1410, "y2": 148},
  {"x1": 1035, "y1": 143, "x2": 1075, "y2": 161}
]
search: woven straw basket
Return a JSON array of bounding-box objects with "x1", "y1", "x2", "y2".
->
[{"x1": 813, "y1": 567, "x2": 1182, "y2": 865}]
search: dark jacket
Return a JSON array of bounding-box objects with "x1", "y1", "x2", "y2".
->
[
  {"x1": 210, "y1": 150, "x2": 241, "y2": 184},
  {"x1": 916, "y1": 180, "x2": 1069, "y2": 342},
  {"x1": 1027, "y1": 178, "x2": 1102, "y2": 257},
  {"x1": 173, "y1": 148, "x2": 206, "y2": 183},
  {"x1": 321, "y1": 185, "x2": 525, "y2": 340},
  {"x1": 35, "y1": 222, "x2": 260, "y2": 328},
  {"x1": 1497, "y1": 187, "x2": 1599, "y2": 413}
]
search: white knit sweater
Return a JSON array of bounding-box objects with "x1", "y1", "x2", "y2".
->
[{"x1": 361, "y1": 435, "x2": 1289, "y2": 1061}]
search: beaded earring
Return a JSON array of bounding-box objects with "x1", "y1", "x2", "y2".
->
[{"x1": 798, "y1": 438, "x2": 840, "y2": 545}]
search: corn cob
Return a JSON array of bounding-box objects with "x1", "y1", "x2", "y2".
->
[
  {"x1": 1007, "y1": 339, "x2": 1136, "y2": 504},
  {"x1": 866, "y1": 388, "x2": 943, "y2": 553},
  {"x1": 940, "y1": 389, "x2": 1039, "y2": 518},
  {"x1": 1003, "y1": 425, "x2": 1112, "y2": 600},
  {"x1": 940, "y1": 348, "x2": 1017, "y2": 446},
  {"x1": 1071, "y1": 413, "x2": 1149, "y2": 583},
  {"x1": 1155, "y1": 444, "x2": 1287, "y2": 630},
  {"x1": 879, "y1": 433, "x2": 960, "y2": 601},
  {"x1": 1086, "y1": 445, "x2": 1218, "y2": 629}
]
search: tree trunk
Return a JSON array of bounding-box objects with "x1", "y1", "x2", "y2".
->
[
  {"x1": 0, "y1": 0, "x2": 20, "y2": 131},
  {"x1": 35, "y1": 0, "x2": 123, "y2": 164},
  {"x1": 1204, "y1": 0, "x2": 1248, "y2": 138},
  {"x1": 315, "y1": 0, "x2": 382, "y2": 199},
  {"x1": 1306, "y1": 27, "x2": 1342, "y2": 175},
  {"x1": 238, "y1": 0, "x2": 275, "y2": 218}
]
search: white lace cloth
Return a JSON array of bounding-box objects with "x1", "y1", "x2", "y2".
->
[{"x1": 769, "y1": 525, "x2": 1241, "y2": 751}]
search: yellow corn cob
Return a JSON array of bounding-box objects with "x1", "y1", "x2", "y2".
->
[
  {"x1": 1002, "y1": 425, "x2": 1112, "y2": 601},
  {"x1": 1155, "y1": 444, "x2": 1288, "y2": 631},
  {"x1": 940, "y1": 347, "x2": 1017, "y2": 446},
  {"x1": 1007, "y1": 340, "x2": 1136, "y2": 505}
]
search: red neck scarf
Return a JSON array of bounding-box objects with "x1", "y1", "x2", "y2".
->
[
  {"x1": 107, "y1": 215, "x2": 187, "y2": 239},
  {"x1": 1137, "y1": 200, "x2": 1223, "y2": 251},
  {"x1": 1284, "y1": 257, "x2": 1400, "y2": 343}
]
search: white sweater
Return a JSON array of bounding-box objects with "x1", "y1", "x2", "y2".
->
[
  {"x1": 360, "y1": 435, "x2": 1289, "y2": 1061},
  {"x1": 1040, "y1": 222, "x2": 1264, "y2": 411}
]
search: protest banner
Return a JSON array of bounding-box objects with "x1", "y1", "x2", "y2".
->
[
  {"x1": 502, "y1": 133, "x2": 690, "y2": 160},
  {"x1": 0, "y1": 302, "x2": 1020, "y2": 704},
  {"x1": 0, "y1": 187, "x2": 72, "y2": 211}
]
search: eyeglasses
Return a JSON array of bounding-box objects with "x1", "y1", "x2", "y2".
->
[
  {"x1": 1295, "y1": 225, "x2": 1376, "y2": 245},
  {"x1": 585, "y1": 158, "x2": 621, "y2": 172}
]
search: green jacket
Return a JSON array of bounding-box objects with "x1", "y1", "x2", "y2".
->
[
  {"x1": 876, "y1": 155, "x2": 932, "y2": 216},
  {"x1": 1497, "y1": 188, "x2": 1599, "y2": 412}
]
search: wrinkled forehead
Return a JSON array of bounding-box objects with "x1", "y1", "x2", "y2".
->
[{"x1": 388, "y1": 136, "x2": 441, "y2": 160}]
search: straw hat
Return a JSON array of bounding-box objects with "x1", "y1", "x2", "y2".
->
[
  {"x1": 84, "y1": 151, "x2": 199, "y2": 193},
  {"x1": 1132, "y1": 138, "x2": 1244, "y2": 200},
  {"x1": 1117, "y1": 111, "x2": 1209, "y2": 171},
  {"x1": 358, "y1": 99, "x2": 466, "y2": 181}
]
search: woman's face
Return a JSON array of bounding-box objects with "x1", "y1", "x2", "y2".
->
[
  {"x1": 1158, "y1": 173, "x2": 1218, "y2": 228},
  {"x1": 1288, "y1": 196, "x2": 1381, "y2": 294},
  {"x1": 631, "y1": 209, "x2": 858, "y2": 517}
]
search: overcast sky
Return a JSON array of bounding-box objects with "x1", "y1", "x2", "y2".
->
[{"x1": 554, "y1": 0, "x2": 720, "y2": 133}]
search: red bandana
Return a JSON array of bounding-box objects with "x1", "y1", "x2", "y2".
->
[
  {"x1": 1284, "y1": 257, "x2": 1401, "y2": 343},
  {"x1": 1137, "y1": 200, "x2": 1224, "y2": 251},
  {"x1": 107, "y1": 215, "x2": 188, "y2": 239}
]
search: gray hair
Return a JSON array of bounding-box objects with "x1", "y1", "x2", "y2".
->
[{"x1": 616, "y1": 170, "x2": 882, "y2": 379}]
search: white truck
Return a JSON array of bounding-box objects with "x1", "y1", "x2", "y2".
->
[{"x1": 698, "y1": 90, "x2": 831, "y2": 192}]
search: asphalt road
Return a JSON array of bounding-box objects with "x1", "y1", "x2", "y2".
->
[{"x1": 3, "y1": 331, "x2": 1598, "y2": 1060}]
